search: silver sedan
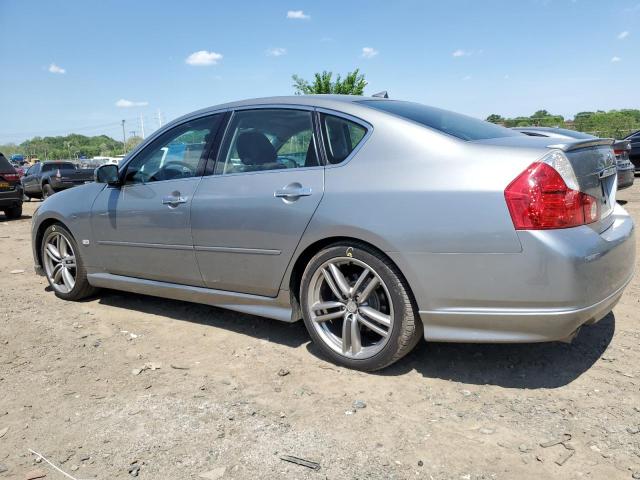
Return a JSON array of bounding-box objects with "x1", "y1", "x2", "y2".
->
[{"x1": 31, "y1": 96, "x2": 636, "y2": 371}]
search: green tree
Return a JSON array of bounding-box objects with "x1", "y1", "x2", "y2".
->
[
  {"x1": 486, "y1": 114, "x2": 504, "y2": 124},
  {"x1": 292, "y1": 69, "x2": 367, "y2": 95}
]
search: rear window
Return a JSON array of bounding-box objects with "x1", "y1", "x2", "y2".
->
[
  {"x1": 0, "y1": 153, "x2": 14, "y2": 173},
  {"x1": 42, "y1": 162, "x2": 76, "y2": 172},
  {"x1": 359, "y1": 100, "x2": 521, "y2": 141}
]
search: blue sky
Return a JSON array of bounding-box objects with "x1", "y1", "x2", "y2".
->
[{"x1": 1, "y1": 0, "x2": 638, "y2": 144}]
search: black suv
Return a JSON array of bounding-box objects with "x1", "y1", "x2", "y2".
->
[{"x1": 0, "y1": 152, "x2": 23, "y2": 219}]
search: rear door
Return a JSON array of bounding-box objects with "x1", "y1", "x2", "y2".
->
[
  {"x1": 191, "y1": 107, "x2": 324, "y2": 297},
  {"x1": 90, "y1": 114, "x2": 224, "y2": 286}
]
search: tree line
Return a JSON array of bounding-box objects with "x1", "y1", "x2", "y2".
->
[
  {"x1": 0, "y1": 134, "x2": 143, "y2": 160},
  {"x1": 486, "y1": 109, "x2": 640, "y2": 139}
]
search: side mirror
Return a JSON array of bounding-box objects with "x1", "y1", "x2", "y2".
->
[{"x1": 95, "y1": 164, "x2": 120, "y2": 185}]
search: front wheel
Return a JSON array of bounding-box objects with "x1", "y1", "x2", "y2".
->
[
  {"x1": 41, "y1": 223, "x2": 97, "y2": 301},
  {"x1": 300, "y1": 242, "x2": 423, "y2": 371}
]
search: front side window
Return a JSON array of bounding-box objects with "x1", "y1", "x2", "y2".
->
[
  {"x1": 320, "y1": 114, "x2": 367, "y2": 164},
  {"x1": 125, "y1": 116, "x2": 218, "y2": 184},
  {"x1": 215, "y1": 109, "x2": 318, "y2": 175}
]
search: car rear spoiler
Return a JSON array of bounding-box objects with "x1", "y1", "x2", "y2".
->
[{"x1": 548, "y1": 138, "x2": 615, "y2": 152}]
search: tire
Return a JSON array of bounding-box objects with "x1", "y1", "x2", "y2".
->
[
  {"x1": 4, "y1": 204, "x2": 22, "y2": 219},
  {"x1": 41, "y1": 223, "x2": 97, "y2": 301},
  {"x1": 42, "y1": 184, "x2": 55, "y2": 199},
  {"x1": 300, "y1": 241, "x2": 423, "y2": 371}
]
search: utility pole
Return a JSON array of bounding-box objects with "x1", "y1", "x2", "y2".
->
[
  {"x1": 140, "y1": 114, "x2": 145, "y2": 139},
  {"x1": 157, "y1": 109, "x2": 163, "y2": 129},
  {"x1": 121, "y1": 120, "x2": 126, "y2": 154}
]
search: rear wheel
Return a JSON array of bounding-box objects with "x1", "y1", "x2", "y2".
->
[
  {"x1": 4, "y1": 205, "x2": 22, "y2": 219},
  {"x1": 42, "y1": 184, "x2": 55, "y2": 199},
  {"x1": 300, "y1": 242, "x2": 423, "y2": 371},
  {"x1": 41, "y1": 223, "x2": 96, "y2": 301}
]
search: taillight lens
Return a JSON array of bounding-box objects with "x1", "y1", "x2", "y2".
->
[
  {"x1": 505, "y1": 161, "x2": 599, "y2": 230},
  {"x1": 2, "y1": 173, "x2": 19, "y2": 181}
]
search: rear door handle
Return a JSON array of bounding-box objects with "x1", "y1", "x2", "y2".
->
[{"x1": 274, "y1": 187, "x2": 313, "y2": 199}]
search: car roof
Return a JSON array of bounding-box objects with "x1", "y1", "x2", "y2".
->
[{"x1": 175, "y1": 95, "x2": 390, "y2": 124}]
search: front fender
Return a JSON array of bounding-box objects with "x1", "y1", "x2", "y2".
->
[{"x1": 31, "y1": 183, "x2": 106, "y2": 271}]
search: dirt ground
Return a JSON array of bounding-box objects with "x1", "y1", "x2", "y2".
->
[{"x1": 1, "y1": 186, "x2": 639, "y2": 480}]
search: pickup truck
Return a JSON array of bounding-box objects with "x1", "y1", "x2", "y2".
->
[{"x1": 21, "y1": 161, "x2": 94, "y2": 199}]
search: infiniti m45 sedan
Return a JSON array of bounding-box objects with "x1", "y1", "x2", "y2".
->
[{"x1": 31, "y1": 96, "x2": 635, "y2": 371}]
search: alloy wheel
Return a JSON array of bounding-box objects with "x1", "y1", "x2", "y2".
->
[
  {"x1": 306, "y1": 257, "x2": 394, "y2": 359},
  {"x1": 43, "y1": 230, "x2": 76, "y2": 294}
]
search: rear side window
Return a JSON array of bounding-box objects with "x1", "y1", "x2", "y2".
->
[
  {"x1": 359, "y1": 100, "x2": 520, "y2": 141},
  {"x1": 320, "y1": 114, "x2": 367, "y2": 164}
]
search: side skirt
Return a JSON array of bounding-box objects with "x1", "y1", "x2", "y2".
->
[{"x1": 87, "y1": 272, "x2": 295, "y2": 322}]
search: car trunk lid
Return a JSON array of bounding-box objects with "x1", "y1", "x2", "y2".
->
[{"x1": 548, "y1": 138, "x2": 617, "y2": 232}]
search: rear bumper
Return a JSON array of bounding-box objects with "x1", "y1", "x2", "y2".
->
[
  {"x1": 0, "y1": 187, "x2": 23, "y2": 208},
  {"x1": 391, "y1": 204, "x2": 635, "y2": 343}
]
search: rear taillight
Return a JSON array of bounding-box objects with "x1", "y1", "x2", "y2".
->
[
  {"x1": 2, "y1": 173, "x2": 19, "y2": 181},
  {"x1": 505, "y1": 155, "x2": 599, "y2": 230}
]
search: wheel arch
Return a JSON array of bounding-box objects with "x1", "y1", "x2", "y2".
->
[
  {"x1": 286, "y1": 236, "x2": 420, "y2": 322},
  {"x1": 34, "y1": 218, "x2": 71, "y2": 269}
]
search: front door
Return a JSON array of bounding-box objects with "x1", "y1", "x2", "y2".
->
[
  {"x1": 90, "y1": 114, "x2": 224, "y2": 286},
  {"x1": 191, "y1": 108, "x2": 324, "y2": 297}
]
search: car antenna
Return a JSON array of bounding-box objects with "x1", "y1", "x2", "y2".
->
[{"x1": 371, "y1": 91, "x2": 389, "y2": 98}]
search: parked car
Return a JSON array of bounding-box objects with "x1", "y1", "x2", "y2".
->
[
  {"x1": 0, "y1": 152, "x2": 23, "y2": 219},
  {"x1": 625, "y1": 130, "x2": 640, "y2": 172},
  {"x1": 21, "y1": 161, "x2": 94, "y2": 200},
  {"x1": 30, "y1": 96, "x2": 635, "y2": 371},
  {"x1": 514, "y1": 126, "x2": 635, "y2": 189}
]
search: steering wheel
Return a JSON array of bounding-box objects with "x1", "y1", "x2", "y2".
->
[
  {"x1": 151, "y1": 161, "x2": 196, "y2": 181},
  {"x1": 277, "y1": 156, "x2": 298, "y2": 169}
]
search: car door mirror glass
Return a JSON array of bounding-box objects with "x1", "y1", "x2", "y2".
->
[{"x1": 95, "y1": 164, "x2": 119, "y2": 185}]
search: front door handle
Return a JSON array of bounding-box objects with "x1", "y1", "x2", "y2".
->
[
  {"x1": 274, "y1": 186, "x2": 313, "y2": 200},
  {"x1": 162, "y1": 192, "x2": 188, "y2": 207}
]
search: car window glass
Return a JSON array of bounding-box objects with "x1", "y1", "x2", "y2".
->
[
  {"x1": 125, "y1": 116, "x2": 216, "y2": 184},
  {"x1": 359, "y1": 100, "x2": 521, "y2": 141},
  {"x1": 215, "y1": 109, "x2": 318, "y2": 175},
  {"x1": 320, "y1": 114, "x2": 367, "y2": 164}
]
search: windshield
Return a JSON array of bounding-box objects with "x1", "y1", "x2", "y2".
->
[{"x1": 359, "y1": 100, "x2": 521, "y2": 141}]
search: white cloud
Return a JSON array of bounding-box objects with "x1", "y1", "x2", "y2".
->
[
  {"x1": 361, "y1": 47, "x2": 379, "y2": 59},
  {"x1": 185, "y1": 50, "x2": 223, "y2": 66},
  {"x1": 611, "y1": 56, "x2": 622, "y2": 63},
  {"x1": 452, "y1": 49, "x2": 470, "y2": 57},
  {"x1": 266, "y1": 47, "x2": 287, "y2": 57},
  {"x1": 287, "y1": 10, "x2": 310, "y2": 19},
  {"x1": 115, "y1": 99, "x2": 149, "y2": 108},
  {"x1": 48, "y1": 63, "x2": 66, "y2": 74},
  {"x1": 617, "y1": 30, "x2": 629, "y2": 39},
  {"x1": 463, "y1": 75, "x2": 472, "y2": 81}
]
